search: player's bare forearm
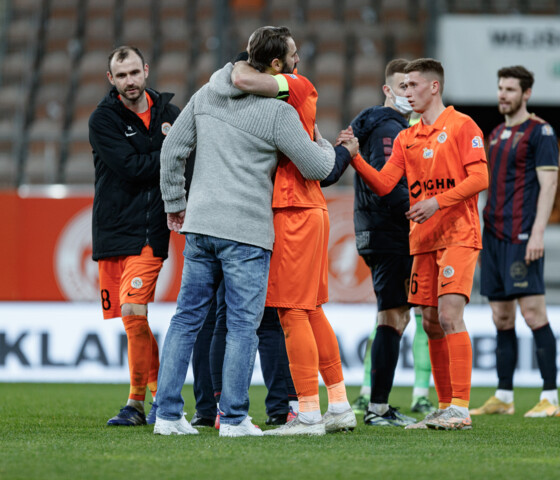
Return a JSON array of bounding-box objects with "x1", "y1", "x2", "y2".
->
[{"x1": 526, "y1": 169, "x2": 558, "y2": 263}]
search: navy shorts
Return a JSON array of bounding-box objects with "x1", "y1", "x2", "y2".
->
[
  {"x1": 362, "y1": 253, "x2": 412, "y2": 311},
  {"x1": 480, "y1": 228, "x2": 545, "y2": 301}
]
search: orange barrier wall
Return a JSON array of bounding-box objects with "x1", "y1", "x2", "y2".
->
[{"x1": 0, "y1": 189, "x2": 374, "y2": 303}]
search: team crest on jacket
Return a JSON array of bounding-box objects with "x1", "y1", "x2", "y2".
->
[
  {"x1": 161, "y1": 122, "x2": 172, "y2": 135},
  {"x1": 437, "y1": 132, "x2": 447, "y2": 143},
  {"x1": 423, "y1": 148, "x2": 433, "y2": 159},
  {"x1": 471, "y1": 136, "x2": 483, "y2": 148}
]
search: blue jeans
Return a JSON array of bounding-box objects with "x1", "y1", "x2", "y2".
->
[
  {"x1": 191, "y1": 282, "x2": 226, "y2": 418},
  {"x1": 210, "y1": 307, "x2": 295, "y2": 416},
  {"x1": 156, "y1": 233, "x2": 271, "y2": 425}
]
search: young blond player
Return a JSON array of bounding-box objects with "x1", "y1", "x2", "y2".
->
[{"x1": 349, "y1": 58, "x2": 489, "y2": 430}]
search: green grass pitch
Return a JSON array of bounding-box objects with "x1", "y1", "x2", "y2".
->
[{"x1": 1, "y1": 384, "x2": 559, "y2": 480}]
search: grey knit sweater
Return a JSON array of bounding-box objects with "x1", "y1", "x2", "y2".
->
[{"x1": 160, "y1": 63, "x2": 335, "y2": 251}]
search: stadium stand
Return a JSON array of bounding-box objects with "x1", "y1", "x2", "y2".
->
[{"x1": 1, "y1": 0, "x2": 559, "y2": 188}]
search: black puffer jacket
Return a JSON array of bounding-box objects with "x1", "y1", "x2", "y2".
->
[
  {"x1": 89, "y1": 87, "x2": 180, "y2": 260},
  {"x1": 351, "y1": 106, "x2": 410, "y2": 256}
]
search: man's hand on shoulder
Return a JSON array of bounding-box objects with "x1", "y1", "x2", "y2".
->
[{"x1": 167, "y1": 211, "x2": 186, "y2": 232}]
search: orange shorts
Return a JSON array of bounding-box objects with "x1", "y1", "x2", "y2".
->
[
  {"x1": 97, "y1": 245, "x2": 164, "y2": 319},
  {"x1": 408, "y1": 245, "x2": 479, "y2": 307},
  {"x1": 266, "y1": 207, "x2": 329, "y2": 310}
]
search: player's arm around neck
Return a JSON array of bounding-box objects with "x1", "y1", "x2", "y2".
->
[
  {"x1": 231, "y1": 60, "x2": 280, "y2": 97},
  {"x1": 526, "y1": 168, "x2": 559, "y2": 263}
]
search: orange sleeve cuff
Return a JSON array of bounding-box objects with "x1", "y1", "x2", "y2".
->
[
  {"x1": 351, "y1": 153, "x2": 404, "y2": 197},
  {"x1": 437, "y1": 161, "x2": 489, "y2": 209}
]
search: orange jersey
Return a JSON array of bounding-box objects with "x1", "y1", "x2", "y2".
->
[
  {"x1": 272, "y1": 73, "x2": 327, "y2": 210},
  {"x1": 389, "y1": 107, "x2": 487, "y2": 254}
]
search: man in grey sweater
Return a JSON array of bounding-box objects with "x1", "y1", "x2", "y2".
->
[{"x1": 154, "y1": 60, "x2": 335, "y2": 437}]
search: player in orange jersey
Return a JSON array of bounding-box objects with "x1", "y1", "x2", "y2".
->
[
  {"x1": 347, "y1": 58, "x2": 488, "y2": 430},
  {"x1": 232, "y1": 26, "x2": 358, "y2": 435}
]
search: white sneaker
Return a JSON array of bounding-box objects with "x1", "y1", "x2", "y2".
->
[
  {"x1": 263, "y1": 415, "x2": 326, "y2": 436},
  {"x1": 219, "y1": 416, "x2": 263, "y2": 437},
  {"x1": 323, "y1": 408, "x2": 357, "y2": 433},
  {"x1": 153, "y1": 414, "x2": 199, "y2": 435}
]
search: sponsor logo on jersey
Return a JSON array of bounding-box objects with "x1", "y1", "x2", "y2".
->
[
  {"x1": 472, "y1": 136, "x2": 484, "y2": 148},
  {"x1": 542, "y1": 124, "x2": 554, "y2": 136},
  {"x1": 161, "y1": 122, "x2": 172, "y2": 135},
  {"x1": 423, "y1": 148, "x2": 433, "y2": 159},
  {"x1": 437, "y1": 132, "x2": 447, "y2": 143},
  {"x1": 409, "y1": 178, "x2": 456, "y2": 198},
  {"x1": 500, "y1": 129, "x2": 512, "y2": 140}
]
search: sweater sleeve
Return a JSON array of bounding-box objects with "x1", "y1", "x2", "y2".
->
[
  {"x1": 160, "y1": 98, "x2": 197, "y2": 213},
  {"x1": 351, "y1": 153, "x2": 404, "y2": 197},
  {"x1": 436, "y1": 160, "x2": 489, "y2": 209},
  {"x1": 274, "y1": 104, "x2": 335, "y2": 180}
]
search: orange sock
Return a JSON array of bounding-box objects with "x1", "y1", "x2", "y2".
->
[
  {"x1": 278, "y1": 308, "x2": 319, "y2": 397},
  {"x1": 147, "y1": 329, "x2": 159, "y2": 399},
  {"x1": 428, "y1": 336, "x2": 452, "y2": 408},
  {"x1": 447, "y1": 331, "x2": 472, "y2": 408},
  {"x1": 122, "y1": 315, "x2": 152, "y2": 402},
  {"x1": 308, "y1": 307, "x2": 345, "y2": 387}
]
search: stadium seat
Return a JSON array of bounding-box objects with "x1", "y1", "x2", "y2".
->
[
  {"x1": 0, "y1": 153, "x2": 15, "y2": 187},
  {"x1": 122, "y1": 18, "x2": 153, "y2": 53},
  {"x1": 158, "y1": 52, "x2": 189, "y2": 85},
  {"x1": 40, "y1": 51, "x2": 72, "y2": 83},
  {"x1": 84, "y1": 17, "x2": 116, "y2": 52},
  {"x1": 349, "y1": 85, "x2": 381, "y2": 121},
  {"x1": 160, "y1": 17, "x2": 191, "y2": 53},
  {"x1": 44, "y1": 16, "x2": 77, "y2": 53},
  {"x1": 1, "y1": 51, "x2": 30, "y2": 84}
]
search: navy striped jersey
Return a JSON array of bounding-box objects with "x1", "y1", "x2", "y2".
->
[{"x1": 483, "y1": 115, "x2": 559, "y2": 243}]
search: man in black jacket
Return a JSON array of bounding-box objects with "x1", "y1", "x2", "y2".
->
[{"x1": 89, "y1": 46, "x2": 180, "y2": 426}]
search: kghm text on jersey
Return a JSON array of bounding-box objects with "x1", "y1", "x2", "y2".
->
[{"x1": 409, "y1": 178, "x2": 456, "y2": 198}]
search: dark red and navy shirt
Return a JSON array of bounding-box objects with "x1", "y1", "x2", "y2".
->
[{"x1": 483, "y1": 115, "x2": 558, "y2": 243}]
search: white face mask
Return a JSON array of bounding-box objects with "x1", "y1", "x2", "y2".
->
[{"x1": 388, "y1": 86, "x2": 413, "y2": 114}]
